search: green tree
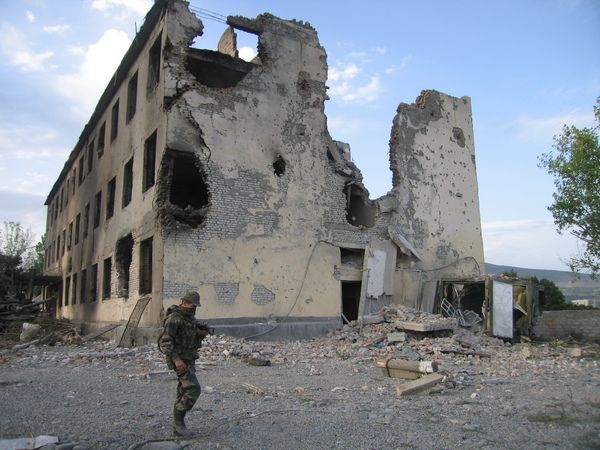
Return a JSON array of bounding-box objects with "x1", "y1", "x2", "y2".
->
[
  {"x1": 0, "y1": 221, "x2": 34, "y2": 272},
  {"x1": 539, "y1": 97, "x2": 600, "y2": 277}
]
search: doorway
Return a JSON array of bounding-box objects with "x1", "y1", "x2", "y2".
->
[{"x1": 341, "y1": 281, "x2": 361, "y2": 324}]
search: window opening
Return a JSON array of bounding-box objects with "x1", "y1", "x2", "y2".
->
[
  {"x1": 64, "y1": 276, "x2": 71, "y2": 306},
  {"x1": 80, "y1": 269, "x2": 87, "y2": 304},
  {"x1": 126, "y1": 71, "x2": 138, "y2": 123},
  {"x1": 122, "y1": 157, "x2": 133, "y2": 207},
  {"x1": 67, "y1": 222, "x2": 73, "y2": 250},
  {"x1": 72, "y1": 273, "x2": 78, "y2": 305},
  {"x1": 106, "y1": 177, "x2": 116, "y2": 220},
  {"x1": 341, "y1": 281, "x2": 361, "y2": 324},
  {"x1": 94, "y1": 192, "x2": 102, "y2": 228},
  {"x1": 74, "y1": 214, "x2": 80, "y2": 245},
  {"x1": 340, "y1": 248, "x2": 364, "y2": 268},
  {"x1": 147, "y1": 33, "x2": 162, "y2": 92},
  {"x1": 143, "y1": 131, "x2": 157, "y2": 191},
  {"x1": 78, "y1": 157, "x2": 84, "y2": 185},
  {"x1": 87, "y1": 139, "x2": 94, "y2": 174},
  {"x1": 102, "y1": 257, "x2": 112, "y2": 300},
  {"x1": 97, "y1": 122, "x2": 106, "y2": 158},
  {"x1": 160, "y1": 150, "x2": 210, "y2": 228},
  {"x1": 110, "y1": 99, "x2": 119, "y2": 142},
  {"x1": 83, "y1": 203, "x2": 90, "y2": 239},
  {"x1": 90, "y1": 264, "x2": 98, "y2": 302},
  {"x1": 116, "y1": 234, "x2": 133, "y2": 298},
  {"x1": 139, "y1": 237, "x2": 153, "y2": 295}
]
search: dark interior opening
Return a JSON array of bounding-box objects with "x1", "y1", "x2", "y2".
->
[
  {"x1": 340, "y1": 248, "x2": 364, "y2": 268},
  {"x1": 273, "y1": 156, "x2": 286, "y2": 176},
  {"x1": 161, "y1": 150, "x2": 210, "y2": 228},
  {"x1": 116, "y1": 234, "x2": 133, "y2": 298},
  {"x1": 343, "y1": 183, "x2": 376, "y2": 228},
  {"x1": 341, "y1": 281, "x2": 361, "y2": 324},
  {"x1": 441, "y1": 282, "x2": 485, "y2": 318},
  {"x1": 186, "y1": 48, "x2": 255, "y2": 88}
]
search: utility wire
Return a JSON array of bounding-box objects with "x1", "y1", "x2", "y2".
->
[{"x1": 189, "y1": 6, "x2": 227, "y2": 24}]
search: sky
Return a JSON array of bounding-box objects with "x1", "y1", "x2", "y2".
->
[{"x1": 0, "y1": 0, "x2": 598, "y2": 271}]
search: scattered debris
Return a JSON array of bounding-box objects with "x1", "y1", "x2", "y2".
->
[{"x1": 241, "y1": 382, "x2": 265, "y2": 396}]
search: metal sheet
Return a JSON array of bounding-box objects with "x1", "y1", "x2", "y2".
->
[
  {"x1": 492, "y1": 280, "x2": 513, "y2": 339},
  {"x1": 366, "y1": 249, "x2": 387, "y2": 298}
]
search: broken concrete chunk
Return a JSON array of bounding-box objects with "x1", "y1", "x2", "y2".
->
[
  {"x1": 394, "y1": 320, "x2": 456, "y2": 332},
  {"x1": 387, "y1": 331, "x2": 408, "y2": 344},
  {"x1": 361, "y1": 314, "x2": 385, "y2": 325}
]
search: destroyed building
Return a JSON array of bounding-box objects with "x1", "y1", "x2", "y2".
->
[{"x1": 42, "y1": 0, "x2": 485, "y2": 341}]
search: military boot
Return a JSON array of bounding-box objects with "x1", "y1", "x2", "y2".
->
[{"x1": 173, "y1": 406, "x2": 192, "y2": 437}]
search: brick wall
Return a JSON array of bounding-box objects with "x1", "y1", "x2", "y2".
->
[{"x1": 534, "y1": 310, "x2": 600, "y2": 342}]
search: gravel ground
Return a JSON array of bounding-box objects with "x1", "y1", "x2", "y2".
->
[{"x1": 1, "y1": 328, "x2": 599, "y2": 449}]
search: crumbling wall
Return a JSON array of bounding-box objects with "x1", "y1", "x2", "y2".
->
[{"x1": 388, "y1": 91, "x2": 484, "y2": 311}]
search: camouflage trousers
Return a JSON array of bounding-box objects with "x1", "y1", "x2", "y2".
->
[{"x1": 174, "y1": 360, "x2": 201, "y2": 412}]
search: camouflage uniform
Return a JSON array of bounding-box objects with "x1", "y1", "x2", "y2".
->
[{"x1": 158, "y1": 304, "x2": 205, "y2": 413}]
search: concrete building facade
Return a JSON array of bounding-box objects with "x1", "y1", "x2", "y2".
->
[{"x1": 43, "y1": 0, "x2": 484, "y2": 341}]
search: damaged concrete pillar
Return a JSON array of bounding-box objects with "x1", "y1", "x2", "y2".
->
[{"x1": 389, "y1": 90, "x2": 484, "y2": 311}]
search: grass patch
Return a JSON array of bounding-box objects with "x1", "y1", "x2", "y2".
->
[{"x1": 527, "y1": 413, "x2": 575, "y2": 426}]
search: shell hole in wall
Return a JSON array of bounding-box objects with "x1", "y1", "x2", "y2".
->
[
  {"x1": 343, "y1": 182, "x2": 376, "y2": 228},
  {"x1": 273, "y1": 156, "x2": 286, "y2": 176}
]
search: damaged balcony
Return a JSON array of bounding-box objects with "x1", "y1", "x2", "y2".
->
[{"x1": 158, "y1": 150, "x2": 210, "y2": 228}]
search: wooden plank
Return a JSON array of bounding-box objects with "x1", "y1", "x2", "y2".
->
[
  {"x1": 379, "y1": 368, "x2": 421, "y2": 380},
  {"x1": 376, "y1": 358, "x2": 438, "y2": 374},
  {"x1": 395, "y1": 373, "x2": 445, "y2": 397}
]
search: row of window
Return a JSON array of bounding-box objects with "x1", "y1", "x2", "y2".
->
[
  {"x1": 60, "y1": 236, "x2": 153, "y2": 306},
  {"x1": 45, "y1": 131, "x2": 157, "y2": 269},
  {"x1": 47, "y1": 32, "x2": 162, "y2": 231}
]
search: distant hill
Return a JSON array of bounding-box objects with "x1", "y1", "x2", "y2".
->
[{"x1": 485, "y1": 263, "x2": 600, "y2": 304}]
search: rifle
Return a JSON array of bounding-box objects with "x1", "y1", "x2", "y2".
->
[{"x1": 195, "y1": 322, "x2": 215, "y2": 340}]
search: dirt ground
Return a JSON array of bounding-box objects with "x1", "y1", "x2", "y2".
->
[{"x1": 1, "y1": 318, "x2": 599, "y2": 450}]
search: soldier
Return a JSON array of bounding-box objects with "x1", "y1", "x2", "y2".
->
[{"x1": 158, "y1": 291, "x2": 211, "y2": 436}]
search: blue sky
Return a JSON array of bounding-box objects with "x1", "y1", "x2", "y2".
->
[{"x1": 0, "y1": 0, "x2": 598, "y2": 271}]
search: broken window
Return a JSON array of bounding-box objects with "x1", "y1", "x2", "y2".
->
[
  {"x1": 87, "y1": 139, "x2": 94, "y2": 174},
  {"x1": 159, "y1": 150, "x2": 210, "y2": 228},
  {"x1": 147, "y1": 33, "x2": 162, "y2": 92},
  {"x1": 80, "y1": 269, "x2": 87, "y2": 304},
  {"x1": 83, "y1": 203, "x2": 90, "y2": 239},
  {"x1": 116, "y1": 234, "x2": 133, "y2": 298},
  {"x1": 143, "y1": 131, "x2": 157, "y2": 192},
  {"x1": 94, "y1": 191, "x2": 102, "y2": 229},
  {"x1": 122, "y1": 157, "x2": 133, "y2": 207},
  {"x1": 110, "y1": 99, "x2": 119, "y2": 142},
  {"x1": 126, "y1": 71, "x2": 138, "y2": 123},
  {"x1": 106, "y1": 177, "x2": 116, "y2": 220},
  {"x1": 139, "y1": 237, "x2": 153, "y2": 295},
  {"x1": 343, "y1": 182, "x2": 376, "y2": 228},
  {"x1": 97, "y1": 122, "x2": 106, "y2": 158},
  {"x1": 55, "y1": 235, "x2": 61, "y2": 261},
  {"x1": 273, "y1": 156, "x2": 286, "y2": 177},
  {"x1": 90, "y1": 263, "x2": 98, "y2": 302},
  {"x1": 102, "y1": 257, "x2": 112, "y2": 300},
  {"x1": 61, "y1": 229, "x2": 65, "y2": 256}
]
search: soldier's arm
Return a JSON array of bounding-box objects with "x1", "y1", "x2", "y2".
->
[{"x1": 158, "y1": 318, "x2": 180, "y2": 360}]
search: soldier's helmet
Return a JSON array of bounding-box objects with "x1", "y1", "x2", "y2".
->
[{"x1": 182, "y1": 291, "x2": 201, "y2": 306}]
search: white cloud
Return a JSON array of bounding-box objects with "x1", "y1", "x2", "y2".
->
[
  {"x1": 26, "y1": 11, "x2": 36, "y2": 23},
  {"x1": 0, "y1": 123, "x2": 66, "y2": 160},
  {"x1": 329, "y1": 75, "x2": 381, "y2": 103},
  {"x1": 482, "y1": 218, "x2": 582, "y2": 271},
  {"x1": 372, "y1": 46, "x2": 386, "y2": 55},
  {"x1": 329, "y1": 63, "x2": 360, "y2": 82},
  {"x1": 91, "y1": 0, "x2": 153, "y2": 19},
  {"x1": 43, "y1": 24, "x2": 71, "y2": 34},
  {"x1": 513, "y1": 110, "x2": 595, "y2": 143},
  {"x1": 0, "y1": 24, "x2": 54, "y2": 72},
  {"x1": 53, "y1": 28, "x2": 131, "y2": 119},
  {"x1": 238, "y1": 46, "x2": 256, "y2": 62},
  {"x1": 385, "y1": 55, "x2": 412, "y2": 74}
]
